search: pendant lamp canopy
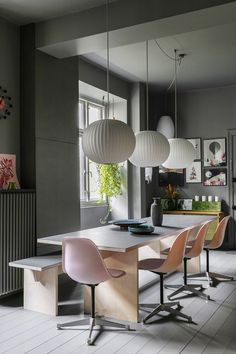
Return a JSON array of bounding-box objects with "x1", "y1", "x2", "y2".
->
[
  {"x1": 156, "y1": 115, "x2": 175, "y2": 139},
  {"x1": 129, "y1": 41, "x2": 170, "y2": 168},
  {"x1": 81, "y1": 0, "x2": 135, "y2": 164},
  {"x1": 162, "y1": 50, "x2": 195, "y2": 169}
]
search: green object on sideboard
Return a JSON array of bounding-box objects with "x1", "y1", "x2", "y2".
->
[{"x1": 192, "y1": 201, "x2": 221, "y2": 211}]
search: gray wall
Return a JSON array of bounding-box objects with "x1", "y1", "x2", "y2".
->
[
  {"x1": 178, "y1": 85, "x2": 236, "y2": 207},
  {"x1": 35, "y1": 52, "x2": 80, "y2": 239},
  {"x1": 0, "y1": 17, "x2": 20, "y2": 177}
]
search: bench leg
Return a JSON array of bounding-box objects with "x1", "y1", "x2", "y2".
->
[{"x1": 24, "y1": 267, "x2": 58, "y2": 316}]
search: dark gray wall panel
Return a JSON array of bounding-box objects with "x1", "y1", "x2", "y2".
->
[
  {"x1": 0, "y1": 17, "x2": 20, "y2": 175},
  {"x1": 36, "y1": 52, "x2": 78, "y2": 143},
  {"x1": 36, "y1": 139, "x2": 80, "y2": 237},
  {"x1": 35, "y1": 52, "x2": 79, "y2": 239}
]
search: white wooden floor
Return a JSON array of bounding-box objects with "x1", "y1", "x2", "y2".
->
[{"x1": 0, "y1": 250, "x2": 236, "y2": 354}]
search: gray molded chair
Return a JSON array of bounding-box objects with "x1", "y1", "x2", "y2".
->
[
  {"x1": 187, "y1": 216, "x2": 233, "y2": 286},
  {"x1": 164, "y1": 221, "x2": 212, "y2": 300},
  {"x1": 139, "y1": 228, "x2": 192, "y2": 324},
  {"x1": 57, "y1": 237, "x2": 132, "y2": 345}
]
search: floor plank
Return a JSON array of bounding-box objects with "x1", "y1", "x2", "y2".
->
[{"x1": 0, "y1": 250, "x2": 235, "y2": 354}]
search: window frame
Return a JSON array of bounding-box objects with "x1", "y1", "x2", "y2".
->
[{"x1": 79, "y1": 98, "x2": 106, "y2": 206}]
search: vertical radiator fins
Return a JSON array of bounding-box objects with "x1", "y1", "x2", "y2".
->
[{"x1": 0, "y1": 190, "x2": 36, "y2": 297}]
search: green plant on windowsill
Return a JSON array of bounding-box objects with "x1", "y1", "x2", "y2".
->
[{"x1": 97, "y1": 163, "x2": 122, "y2": 224}]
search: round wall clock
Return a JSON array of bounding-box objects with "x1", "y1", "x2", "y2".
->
[{"x1": 0, "y1": 86, "x2": 13, "y2": 119}]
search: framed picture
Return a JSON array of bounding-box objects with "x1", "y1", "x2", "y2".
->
[
  {"x1": 186, "y1": 161, "x2": 202, "y2": 183},
  {"x1": 187, "y1": 138, "x2": 201, "y2": 160},
  {"x1": 159, "y1": 166, "x2": 184, "y2": 187},
  {"x1": 176, "y1": 199, "x2": 193, "y2": 211},
  {"x1": 203, "y1": 168, "x2": 227, "y2": 186},
  {"x1": 0, "y1": 154, "x2": 20, "y2": 190},
  {"x1": 203, "y1": 138, "x2": 226, "y2": 167}
]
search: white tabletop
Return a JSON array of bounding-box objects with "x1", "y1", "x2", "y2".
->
[{"x1": 37, "y1": 214, "x2": 216, "y2": 253}]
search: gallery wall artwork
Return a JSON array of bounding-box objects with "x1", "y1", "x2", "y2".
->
[
  {"x1": 203, "y1": 167, "x2": 227, "y2": 186},
  {"x1": 187, "y1": 138, "x2": 201, "y2": 160},
  {"x1": 159, "y1": 166, "x2": 184, "y2": 187},
  {"x1": 0, "y1": 154, "x2": 20, "y2": 189},
  {"x1": 203, "y1": 138, "x2": 226, "y2": 167},
  {"x1": 186, "y1": 161, "x2": 202, "y2": 183}
]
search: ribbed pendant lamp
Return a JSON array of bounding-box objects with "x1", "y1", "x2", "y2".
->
[
  {"x1": 162, "y1": 50, "x2": 195, "y2": 169},
  {"x1": 82, "y1": 0, "x2": 135, "y2": 164},
  {"x1": 129, "y1": 41, "x2": 170, "y2": 168}
]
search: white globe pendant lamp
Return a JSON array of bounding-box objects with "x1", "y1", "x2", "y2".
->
[
  {"x1": 162, "y1": 50, "x2": 195, "y2": 169},
  {"x1": 129, "y1": 41, "x2": 170, "y2": 168},
  {"x1": 82, "y1": 0, "x2": 135, "y2": 164},
  {"x1": 156, "y1": 115, "x2": 175, "y2": 139}
]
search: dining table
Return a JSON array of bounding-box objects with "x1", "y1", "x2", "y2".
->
[{"x1": 38, "y1": 214, "x2": 216, "y2": 323}]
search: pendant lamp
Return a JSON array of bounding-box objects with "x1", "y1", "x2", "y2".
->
[
  {"x1": 156, "y1": 115, "x2": 175, "y2": 139},
  {"x1": 162, "y1": 50, "x2": 195, "y2": 169},
  {"x1": 129, "y1": 41, "x2": 170, "y2": 168},
  {"x1": 82, "y1": 0, "x2": 135, "y2": 164}
]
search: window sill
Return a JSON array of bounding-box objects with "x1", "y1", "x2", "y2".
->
[{"x1": 80, "y1": 201, "x2": 108, "y2": 209}]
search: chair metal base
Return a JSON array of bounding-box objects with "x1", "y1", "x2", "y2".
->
[
  {"x1": 187, "y1": 271, "x2": 234, "y2": 286},
  {"x1": 164, "y1": 283, "x2": 210, "y2": 301},
  {"x1": 57, "y1": 316, "x2": 131, "y2": 345},
  {"x1": 140, "y1": 302, "x2": 192, "y2": 324}
]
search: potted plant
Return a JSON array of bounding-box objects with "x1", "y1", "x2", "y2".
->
[
  {"x1": 97, "y1": 163, "x2": 122, "y2": 223},
  {"x1": 164, "y1": 184, "x2": 180, "y2": 210}
]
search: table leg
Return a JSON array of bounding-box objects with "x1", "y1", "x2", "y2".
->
[{"x1": 84, "y1": 249, "x2": 139, "y2": 323}]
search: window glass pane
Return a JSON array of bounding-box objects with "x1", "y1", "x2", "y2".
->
[
  {"x1": 89, "y1": 160, "x2": 100, "y2": 200},
  {"x1": 79, "y1": 137, "x2": 86, "y2": 201},
  {"x1": 88, "y1": 104, "x2": 102, "y2": 124},
  {"x1": 79, "y1": 101, "x2": 85, "y2": 130}
]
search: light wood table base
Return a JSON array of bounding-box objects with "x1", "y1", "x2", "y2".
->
[{"x1": 84, "y1": 249, "x2": 139, "y2": 323}]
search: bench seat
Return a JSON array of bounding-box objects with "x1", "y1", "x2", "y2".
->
[{"x1": 9, "y1": 255, "x2": 62, "y2": 316}]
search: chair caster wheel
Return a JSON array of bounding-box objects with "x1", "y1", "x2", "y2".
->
[
  {"x1": 57, "y1": 326, "x2": 62, "y2": 330},
  {"x1": 87, "y1": 339, "x2": 92, "y2": 345}
]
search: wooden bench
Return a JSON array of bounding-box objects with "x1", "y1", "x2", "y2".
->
[{"x1": 9, "y1": 255, "x2": 62, "y2": 316}]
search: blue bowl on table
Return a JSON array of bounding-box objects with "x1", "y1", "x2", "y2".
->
[{"x1": 128, "y1": 224, "x2": 155, "y2": 235}]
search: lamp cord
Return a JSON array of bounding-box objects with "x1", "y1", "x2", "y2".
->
[
  {"x1": 146, "y1": 40, "x2": 149, "y2": 130},
  {"x1": 174, "y1": 49, "x2": 178, "y2": 138},
  {"x1": 106, "y1": 0, "x2": 110, "y2": 119}
]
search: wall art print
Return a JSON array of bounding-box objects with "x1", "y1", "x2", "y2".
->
[
  {"x1": 187, "y1": 138, "x2": 201, "y2": 160},
  {"x1": 203, "y1": 138, "x2": 226, "y2": 167},
  {"x1": 0, "y1": 154, "x2": 20, "y2": 189},
  {"x1": 203, "y1": 167, "x2": 227, "y2": 186},
  {"x1": 186, "y1": 161, "x2": 202, "y2": 183}
]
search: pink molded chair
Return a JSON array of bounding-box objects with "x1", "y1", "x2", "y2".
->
[
  {"x1": 139, "y1": 229, "x2": 192, "y2": 324},
  {"x1": 164, "y1": 221, "x2": 212, "y2": 301},
  {"x1": 57, "y1": 238, "x2": 132, "y2": 345},
  {"x1": 187, "y1": 216, "x2": 233, "y2": 286}
]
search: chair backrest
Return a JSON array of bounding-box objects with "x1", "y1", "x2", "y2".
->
[
  {"x1": 62, "y1": 237, "x2": 112, "y2": 285},
  {"x1": 158, "y1": 228, "x2": 190, "y2": 273},
  {"x1": 186, "y1": 221, "x2": 212, "y2": 258},
  {"x1": 207, "y1": 215, "x2": 230, "y2": 249}
]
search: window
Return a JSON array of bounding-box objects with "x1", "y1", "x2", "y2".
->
[{"x1": 79, "y1": 99, "x2": 105, "y2": 204}]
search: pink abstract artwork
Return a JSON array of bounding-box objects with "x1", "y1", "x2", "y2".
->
[{"x1": 0, "y1": 154, "x2": 20, "y2": 189}]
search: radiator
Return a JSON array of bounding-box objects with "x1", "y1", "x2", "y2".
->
[{"x1": 0, "y1": 190, "x2": 36, "y2": 297}]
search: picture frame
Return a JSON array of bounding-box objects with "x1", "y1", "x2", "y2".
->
[
  {"x1": 187, "y1": 138, "x2": 201, "y2": 160},
  {"x1": 203, "y1": 138, "x2": 226, "y2": 167},
  {"x1": 158, "y1": 166, "x2": 185, "y2": 187},
  {"x1": 203, "y1": 167, "x2": 227, "y2": 186},
  {"x1": 176, "y1": 199, "x2": 193, "y2": 211},
  {"x1": 186, "y1": 161, "x2": 202, "y2": 183}
]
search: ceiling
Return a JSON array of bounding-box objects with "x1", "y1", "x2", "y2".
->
[
  {"x1": 83, "y1": 21, "x2": 236, "y2": 91},
  {"x1": 1, "y1": 0, "x2": 236, "y2": 91},
  {"x1": 0, "y1": 0, "x2": 115, "y2": 25}
]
